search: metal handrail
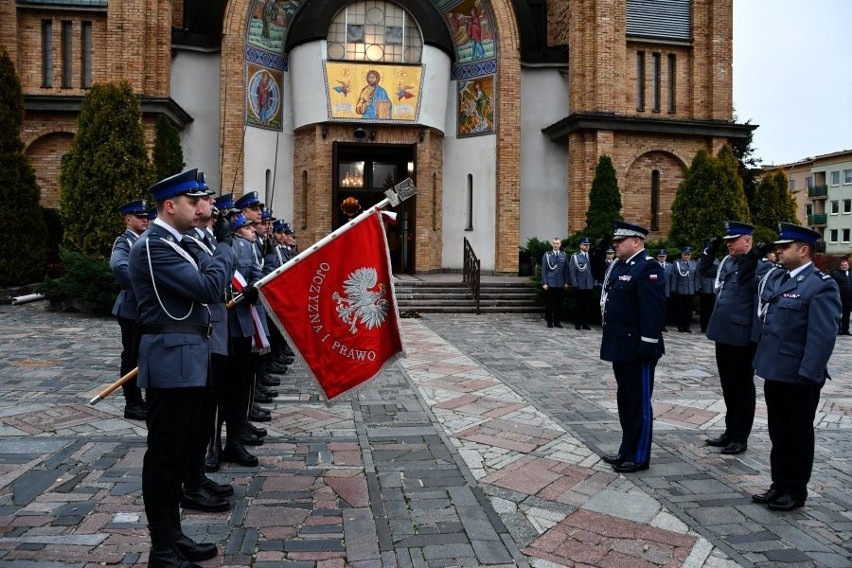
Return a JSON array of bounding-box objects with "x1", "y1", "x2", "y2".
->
[{"x1": 462, "y1": 237, "x2": 481, "y2": 314}]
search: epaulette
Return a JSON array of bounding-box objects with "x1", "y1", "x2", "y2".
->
[
  {"x1": 645, "y1": 256, "x2": 654, "y2": 260},
  {"x1": 816, "y1": 271, "x2": 831, "y2": 280}
]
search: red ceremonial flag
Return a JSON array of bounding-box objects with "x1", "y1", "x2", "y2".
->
[
  {"x1": 257, "y1": 209, "x2": 404, "y2": 400},
  {"x1": 231, "y1": 270, "x2": 270, "y2": 350}
]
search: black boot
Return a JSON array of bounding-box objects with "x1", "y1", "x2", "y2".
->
[
  {"x1": 239, "y1": 430, "x2": 264, "y2": 446},
  {"x1": 149, "y1": 521, "x2": 202, "y2": 568},
  {"x1": 256, "y1": 385, "x2": 279, "y2": 398},
  {"x1": 245, "y1": 422, "x2": 267, "y2": 438},
  {"x1": 204, "y1": 420, "x2": 223, "y2": 473},
  {"x1": 170, "y1": 511, "x2": 218, "y2": 562},
  {"x1": 259, "y1": 374, "x2": 280, "y2": 387},
  {"x1": 266, "y1": 362, "x2": 289, "y2": 375},
  {"x1": 124, "y1": 401, "x2": 148, "y2": 420},
  {"x1": 249, "y1": 404, "x2": 271, "y2": 422},
  {"x1": 180, "y1": 485, "x2": 230, "y2": 513},
  {"x1": 254, "y1": 391, "x2": 273, "y2": 404},
  {"x1": 222, "y1": 441, "x2": 259, "y2": 467}
]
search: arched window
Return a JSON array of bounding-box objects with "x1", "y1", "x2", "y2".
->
[
  {"x1": 650, "y1": 169, "x2": 660, "y2": 231},
  {"x1": 327, "y1": 1, "x2": 423, "y2": 63}
]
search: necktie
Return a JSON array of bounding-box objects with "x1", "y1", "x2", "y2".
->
[{"x1": 781, "y1": 272, "x2": 791, "y2": 284}]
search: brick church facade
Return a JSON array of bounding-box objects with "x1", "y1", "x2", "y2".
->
[{"x1": 2, "y1": 0, "x2": 751, "y2": 274}]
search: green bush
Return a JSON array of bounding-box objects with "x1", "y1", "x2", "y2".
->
[
  {"x1": 36, "y1": 247, "x2": 118, "y2": 314},
  {"x1": 0, "y1": 49, "x2": 48, "y2": 285},
  {"x1": 60, "y1": 81, "x2": 153, "y2": 260}
]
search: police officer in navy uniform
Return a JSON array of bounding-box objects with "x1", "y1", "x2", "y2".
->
[
  {"x1": 669, "y1": 247, "x2": 699, "y2": 332},
  {"x1": 541, "y1": 237, "x2": 568, "y2": 328},
  {"x1": 599, "y1": 221, "x2": 666, "y2": 473},
  {"x1": 830, "y1": 257, "x2": 851, "y2": 335},
  {"x1": 110, "y1": 200, "x2": 150, "y2": 420},
  {"x1": 697, "y1": 221, "x2": 773, "y2": 455},
  {"x1": 128, "y1": 169, "x2": 237, "y2": 567},
  {"x1": 178, "y1": 184, "x2": 234, "y2": 513},
  {"x1": 569, "y1": 237, "x2": 595, "y2": 330},
  {"x1": 751, "y1": 223, "x2": 840, "y2": 511}
]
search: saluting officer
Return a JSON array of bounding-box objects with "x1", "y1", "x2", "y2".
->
[
  {"x1": 110, "y1": 200, "x2": 150, "y2": 420},
  {"x1": 697, "y1": 221, "x2": 773, "y2": 455},
  {"x1": 751, "y1": 223, "x2": 840, "y2": 511},
  {"x1": 569, "y1": 237, "x2": 595, "y2": 330},
  {"x1": 178, "y1": 185, "x2": 234, "y2": 513},
  {"x1": 541, "y1": 237, "x2": 568, "y2": 328},
  {"x1": 128, "y1": 169, "x2": 236, "y2": 566},
  {"x1": 669, "y1": 247, "x2": 699, "y2": 332},
  {"x1": 599, "y1": 221, "x2": 666, "y2": 473}
]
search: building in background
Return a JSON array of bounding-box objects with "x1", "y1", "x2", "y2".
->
[
  {"x1": 2, "y1": 0, "x2": 752, "y2": 274},
  {"x1": 764, "y1": 149, "x2": 852, "y2": 255}
]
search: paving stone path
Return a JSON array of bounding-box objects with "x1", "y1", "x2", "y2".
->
[{"x1": 0, "y1": 301, "x2": 849, "y2": 567}]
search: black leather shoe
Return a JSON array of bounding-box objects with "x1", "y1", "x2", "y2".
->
[
  {"x1": 752, "y1": 488, "x2": 783, "y2": 504},
  {"x1": 266, "y1": 362, "x2": 287, "y2": 373},
  {"x1": 254, "y1": 392, "x2": 273, "y2": 404},
  {"x1": 239, "y1": 431, "x2": 264, "y2": 446},
  {"x1": 257, "y1": 386, "x2": 279, "y2": 398},
  {"x1": 200, "y1": 476, "x2": 234, "y2": 497},
  {"x1": 612, "y1": 461, "x2": 649, "y2": 473},
  {"x1": 704, "y1": 434, "x2": 730, "y2": 447},
  {"x1": 204, "y1": 456, "x2": 220, "y2": 473},
  {"x1": 767, "y1": 494, "x2": 805, "y2": 511},
  {"x1": 149, "y1": 546, "x2": 203, "y2": 567},
  {"x1": 222, "y1": 443, "x2": 259, "y2": 467},
  {"x1": 259, "y1": 374, "x2": 280, "y2": 387},
  {"x1": 180, "y1": 488, "x2": 230, "y2": 513},
  {"x1": 721, "y1": 441, "x2": 747, "y2": 455},
  {"x1": 249, "y1": 405, "x2": 271, "y2": 422},
  {"x1": 245, "y1": 423, "x2": 267, "y2": 438},
  {"x1": 174, "y1": 533, "x2": 218, "y2": 561},
  {"x1": 282, "y1": 346, "x2": 295, "y2": 357},
  {"x1": 124, "y1": 403, "x2": 147, "y2": 420},
  {"x1": 601, "y1": 453, "x2": 625, "y2": 465}
]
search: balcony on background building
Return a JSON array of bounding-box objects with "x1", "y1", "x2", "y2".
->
[
  {"x1": 808, "y1": 213, "x2": 827, "y2": 226},
  {"x1": 808, "y1": 185, "x2": 828, "y2": 199}
]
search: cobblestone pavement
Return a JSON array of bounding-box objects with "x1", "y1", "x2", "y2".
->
[{"x1": 0, "y1": 301, "x2": 850, "y2": 567}]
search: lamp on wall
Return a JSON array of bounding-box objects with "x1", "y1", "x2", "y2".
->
[
  {"x1": 353, "y1": 127, "x2": 367, "y2": 140},
  {"x1": 369, "y1": 129, "x2": 376, "y2": 141}
]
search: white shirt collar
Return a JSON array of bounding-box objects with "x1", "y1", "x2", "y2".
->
[
  {"x1": 153, "y1": 218, "x2": 184, "y2": 242},
  {"x1": 788, "y1": 261, "x2": 812, "y2": 280}
]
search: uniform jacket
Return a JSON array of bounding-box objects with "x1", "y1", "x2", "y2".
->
[
  {"x1": 753, "y1": 263, "x2": 841, "y2": 385},
  {"x1": 541, "y1": 250, "x2": 568, "y2": 288},
  {"x1": 830, "y1": 268, "x2": 852, "y2": 302},
  {"x1": 569, "y1": 251, "x2": 595, "y2": 289},
  {"x1": 128, "y1": 221, "x2": 236, "y2": 389},
  {"x1": 669, "y1": 259, "x2": 699, "y2": 295},
  {"x1": 699, "y1": 252, "x2": 772, "y2": 346},
  {"x1": 110, "y1": 229, "x2": 141, "y2": 319},
  {"x1": 183, "y1": 228, "x2": 229, "y2": 356},
  {"x1": 658, "y1": 261, "x2": 673, "y2": 297},
  {"x1": 230, "y1": 234, "x2": 264, "y2": 338},
  {"x1": 600, "y1": 250, "x2": 667, "y2": 363},
  {"x1": 698, "y1": 257, "x2": 719, "y2": 295}
]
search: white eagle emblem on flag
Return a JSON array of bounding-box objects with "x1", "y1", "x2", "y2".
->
[{"x1": 332, "y1": 267, "x2": 390, "y2": 334}]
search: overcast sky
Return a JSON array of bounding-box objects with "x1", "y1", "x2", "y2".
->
[{"x1": 732, "y1": 0, "x2": 852, "y2": 166}]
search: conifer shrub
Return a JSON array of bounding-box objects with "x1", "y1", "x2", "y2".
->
[
  {"x1": 36, "y1": 247, "x2": 118, "y2": 314},
  {"x1": 152, "y1": 114, "x2": 185, "y2": 180}
]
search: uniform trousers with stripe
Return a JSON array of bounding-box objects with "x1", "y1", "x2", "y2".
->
[{"x1": 613, "y1": 361, "x2": 655, "y2": 465}]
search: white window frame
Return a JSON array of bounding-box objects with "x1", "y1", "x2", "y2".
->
[
  {"x1": 843, "y1": 228, "x2": 851, "y2": 243},
  {"x1": 830, "y1": 200, "x2": 840, "y2": 215},
  {"x1": 844, "y1": 199, "x2": 852, "y2": 214},
  {"x1": 829, "y1": 228, "x2": 839, "y2": 243},
  {"x1": 830, "y1": 171, "x2": 840, "y2": 186},
  {"x1": 806, "y1": 176, "x2": 814, "y2": 189},
  {"x1": 844, "y1": 169, "x2": 852, "y2": 185}
]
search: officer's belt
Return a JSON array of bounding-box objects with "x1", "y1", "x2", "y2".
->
[{"x1": 141, "y1": 323, "x2": 211, "y2": 338}]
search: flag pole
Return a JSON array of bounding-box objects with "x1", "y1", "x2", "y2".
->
[{"x1": 253, "y1": 177, "x2": 416, "y2": 290}]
